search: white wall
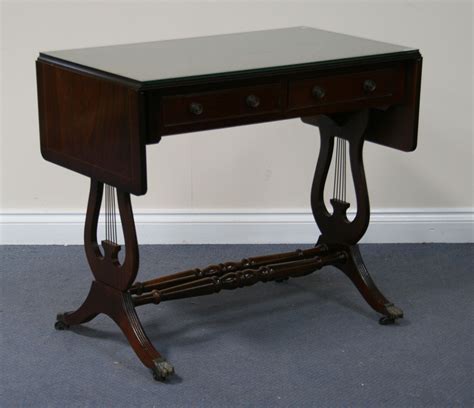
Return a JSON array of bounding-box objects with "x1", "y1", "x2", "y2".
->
[{"x1": 1, "y1": 1, "x2": 473, "y2": 243}]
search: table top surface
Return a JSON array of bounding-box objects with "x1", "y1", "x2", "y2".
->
[{"x1": 41, "y1": 26, "x2": 417, "y2": 86}]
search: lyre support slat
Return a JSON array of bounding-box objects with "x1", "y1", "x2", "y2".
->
[
  {"x1": 302, "y1": 110, "x2": 370, "y2": 245},
  {"x1": 130, "y1": 244, "x2": 329, "y2": 295},
  {"x1": 132, "y1": 251, "x2": 346, "y2": 307}
]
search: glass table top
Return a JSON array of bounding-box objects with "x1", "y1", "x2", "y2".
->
[{"x1": 41, "y1": 27, "x2": 417, "y2": 85}]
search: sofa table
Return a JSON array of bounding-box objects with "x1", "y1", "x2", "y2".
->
[{"x1": 36, "y1": 27, "x2": 422, "y2": 381}]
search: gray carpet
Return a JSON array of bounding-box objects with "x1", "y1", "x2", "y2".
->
[{"x1": 0, "y1": 244, "x2": 472, "y2": 407}]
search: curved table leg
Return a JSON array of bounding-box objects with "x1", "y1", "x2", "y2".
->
[
  {"x1": 329, "y1": 244, "x2": 404, "y2": 324},
  {"x1": 55, "y1": 285, "x2": 99, "y2": 329}
]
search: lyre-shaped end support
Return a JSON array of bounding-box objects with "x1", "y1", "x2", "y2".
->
[
  {"x1": 303, "y1": 111, "x2": 404, "y2": 323},
  {"x1": 302, "y1": 110, "x2": 370, "y2": 245},
  {"x1": 56, "y1": 179, "x2": 174, "y2": 381},
  {"x1": 84, "y1": 179, "x2": 139, "y2": 291}
]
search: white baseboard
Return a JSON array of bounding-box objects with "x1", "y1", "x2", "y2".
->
[{"x1": 0, "y1": 208, "x2": 472, "y2": 245}]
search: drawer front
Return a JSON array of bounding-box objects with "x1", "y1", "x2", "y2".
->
[
  {"x1": 161, "y1": 83, "x2": 283, "y2": 127},
  {"x1": 288, "y1": 66, "x2": 405, "y2": 110}
]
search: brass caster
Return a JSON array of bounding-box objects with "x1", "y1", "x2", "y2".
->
[
  {"x1": 54, "y1": 313, "x2": 70, "y2": 330},
  {"x1": 379, "y1": 303, "x2": 403, "y2": 325},
  {"x1": 151, "y1": 357, "x2": 175, "y2": 381}
]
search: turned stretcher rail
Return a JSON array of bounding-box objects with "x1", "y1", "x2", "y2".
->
[
  {"x1": 130, "y1": 244, "x2": 329, "y2": 296},
  {"x1": 132, "y1": 250, "x2": 346, "y2": 306}
]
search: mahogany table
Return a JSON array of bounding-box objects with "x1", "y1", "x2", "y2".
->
[{"x1": 36, "y1": 27, "x2": 422, "y2": 381}]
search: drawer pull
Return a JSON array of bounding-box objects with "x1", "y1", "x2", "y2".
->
[
  {"x1": 312, "y1": 86, "x2": 326, "y2": 100},
  {"x1": 363, "y1": 79, "x2": 377, "y2": 93},
  {"x1": 246, "y1": 94, "x2": 260, "y2": 108},
  {"x1": 189, "y1": 102, "x2": 204, "y2": 116}
]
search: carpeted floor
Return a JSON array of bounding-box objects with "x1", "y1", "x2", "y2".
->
[{"x1": 0, "y1": 244, "x2": 472, "y2": 407}]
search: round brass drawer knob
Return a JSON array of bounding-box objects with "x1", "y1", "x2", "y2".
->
[
  {"x1": 189, "y1": 102, "x2": 203, "y2": 115},
  {"x1": 246, "y1": 94, "x2": 260, "y2": 108},
  {"x1": 363, "y1": 79, "x2": 377, "y2": 93},
  {"x1": 312, "y1": 86, "x2": 326, "y2": 100}
]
